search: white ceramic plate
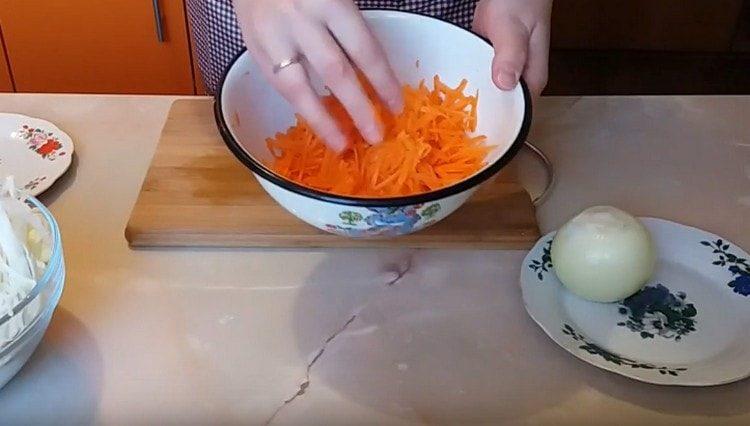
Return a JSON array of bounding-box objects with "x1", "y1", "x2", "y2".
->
[
  {"x1": 0, "y1": 113, "x2": 74, "y2": 196},
  {"x1": 521, "y1": 218, "x2": 750, "y2": 386}
]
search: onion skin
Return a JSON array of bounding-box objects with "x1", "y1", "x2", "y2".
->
[{"x1": 550, "y1": 206, "x2": 656, "y2": 303}]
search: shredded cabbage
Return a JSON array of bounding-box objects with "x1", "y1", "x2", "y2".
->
[{"x1": 0, "y1": 177, "x2": 51, "y2": 345}]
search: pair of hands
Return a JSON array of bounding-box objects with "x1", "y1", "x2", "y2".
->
[{"x1": 235, "y1": 0, "x2": 552, "y2": 152}]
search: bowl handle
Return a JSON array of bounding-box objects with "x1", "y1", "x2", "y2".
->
[{"x1": 523, "y1": 141, "x2": 555, "y2": 206}]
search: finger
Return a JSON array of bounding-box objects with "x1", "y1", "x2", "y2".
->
[
  {"x1": 523, "y1": 23, "x2": 550, "y2": 98},
  {"x1": 295, "y1": 21, "x2": 384, "y2": 144},
  {"x1": 251, "y1": 27, "x2": 348, "y2": 152},
  {"x1": 323, "y1": 1, "x2": 404, "y2": 113},
  {"x1": 485, "y1": 16, "x2": 530, "y2": 91}
]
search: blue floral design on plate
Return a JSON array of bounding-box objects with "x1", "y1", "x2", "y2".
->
[
  {"x1": 702, "y1": 239, "x2": 750, "y2": 296},
  {"x1": 562, "y1": 324, "x2": 687, "y2": 376},
  {"x1": 528, "y1": 240, "x2": 553, "y2": 281},
  {"x1": 617, "y1": 284, "x2": 697, "y2": 341}
]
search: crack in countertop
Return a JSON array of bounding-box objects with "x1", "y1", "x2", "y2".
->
[{"x1": 265, "y1": 254, "x2": 414, "y2": 425}]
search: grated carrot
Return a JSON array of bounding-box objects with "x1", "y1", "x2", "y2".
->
[{"x1": 266, "y1": 75, "x2": 491, "y2": 197}]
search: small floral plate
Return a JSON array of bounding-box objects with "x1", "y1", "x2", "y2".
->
[
  {"x1": 521, "y1": 218, "x2": 750, "y2": 386},
  {"x1": 0, "y1": 113, "x2": 74, "y2": 196}
]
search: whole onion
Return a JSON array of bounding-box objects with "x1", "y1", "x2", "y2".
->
[{"x1": 551, "y1": 206, "x2": 656, "y2": 303}]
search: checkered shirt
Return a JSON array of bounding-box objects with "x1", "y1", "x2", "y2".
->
[{"x1": 186, "y1": 0, "x2": 479, "y2": 94}]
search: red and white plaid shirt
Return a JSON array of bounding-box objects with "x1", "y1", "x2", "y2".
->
[{"x1": 187, "y1": 0, "x2": 479, "y2": 94}]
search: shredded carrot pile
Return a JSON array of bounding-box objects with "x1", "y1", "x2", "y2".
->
[{"x1": 266, "y1": 75, "x2": 490, "y2": 197}]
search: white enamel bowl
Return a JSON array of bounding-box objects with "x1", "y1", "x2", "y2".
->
[{"x1": 216, "y1": 9, "x2": 531, "y2": 238}]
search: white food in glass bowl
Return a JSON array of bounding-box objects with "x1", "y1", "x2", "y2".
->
[{"x1": 0, "y1": 177, "x2": 51, "y2": 347}]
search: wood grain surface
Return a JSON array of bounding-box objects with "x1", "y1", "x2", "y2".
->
[{"x1": 126, "y1": 99, "x2": 540, "y2": 249}]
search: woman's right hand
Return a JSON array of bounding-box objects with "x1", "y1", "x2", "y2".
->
[{"x1": 234, "y1": 0, "x2": 403, "y2": 152}]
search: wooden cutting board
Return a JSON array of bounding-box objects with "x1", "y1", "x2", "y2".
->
[{"x1": 125, "y1": 99, "x2": 540, "y2": 249}]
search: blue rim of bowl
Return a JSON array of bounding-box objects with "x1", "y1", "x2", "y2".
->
[
  {"x1": 214, "y1": 9, "x2": 532, "y2": 207},
  {"x1": 0, "y1": 195, "x2": 62, "y2": 327}
]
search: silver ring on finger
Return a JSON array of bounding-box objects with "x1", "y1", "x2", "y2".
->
[{"x1": 272, "y1": 54, "x2": 305, "y2": 74}]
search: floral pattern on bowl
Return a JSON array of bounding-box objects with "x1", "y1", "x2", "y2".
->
[
  {"x1": 521, "y1": 218, "x2": 750, "y2": 386},
  {"x1": 254, "y1": 175, "x2": 475, "y2": 239},
  {"x1": 0, "y1": 114, "x2": 74, "y2": 196},
  {"x1": 325, "y1": 204, "x2": 442, "y2": 238}
]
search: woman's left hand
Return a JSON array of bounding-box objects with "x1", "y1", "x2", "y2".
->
[{"x1": 473, "y1": 0, "x2": 553, "y2": 98}]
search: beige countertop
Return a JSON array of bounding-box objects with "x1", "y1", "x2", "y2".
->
[{"x1": 0, "y1": 93, "x2": 748, "y2": 425}]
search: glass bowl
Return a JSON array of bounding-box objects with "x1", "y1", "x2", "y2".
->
[{"x1": 0, "y1": 195, "x2": 65, "y2": 389}]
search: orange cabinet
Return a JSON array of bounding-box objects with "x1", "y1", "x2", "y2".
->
[
  {"x1": 0, "y1": 27, "x2": 12, "y2": 92},
  {"x1": 0, "y1": 0, "x2": 194, "y2": 94}
]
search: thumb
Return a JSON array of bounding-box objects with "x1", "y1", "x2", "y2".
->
[{"x1": 482, "y1": 17, "x2": 530, "y2": 92}]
